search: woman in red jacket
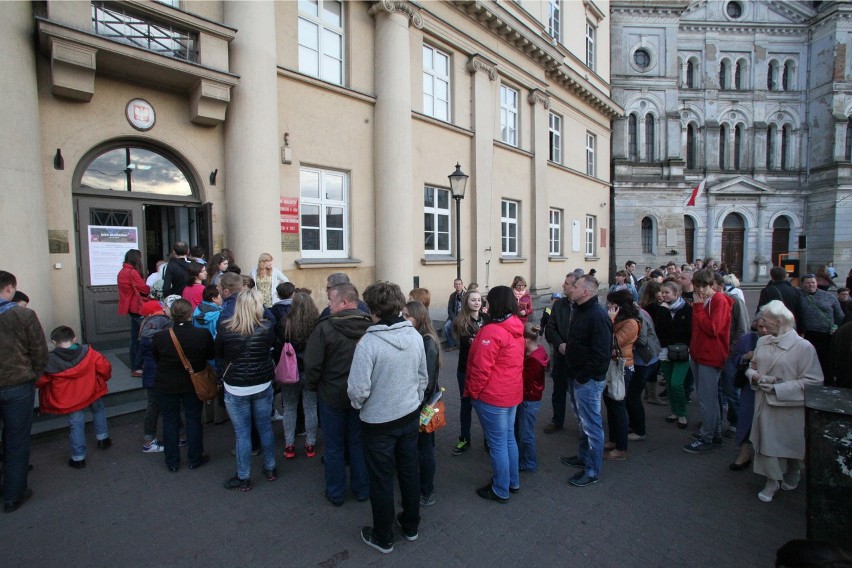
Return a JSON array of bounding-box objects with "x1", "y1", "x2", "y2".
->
[
  {"x1": 117, "y1": 249, "x2": 150, "y2": 376},
  {"x1": 512, "y1": 276, "x2": 533, "y2": 323},
  {"x1": 465, "y1": 285, "x2": 525, "y2": 503}
]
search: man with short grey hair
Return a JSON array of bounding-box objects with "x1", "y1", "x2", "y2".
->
[
  {"x1": 319, "y1": 273, "x2": 370, "y2": 318},
  {"x1": 798, "y1": 274, "x2": 844, "y2": 382}
]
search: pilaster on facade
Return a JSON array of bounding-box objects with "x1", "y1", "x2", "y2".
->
[{"x1": 466, "y1": 54, "x2": 499, "y2": 81}]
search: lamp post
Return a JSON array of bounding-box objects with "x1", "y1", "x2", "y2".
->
[{"x1": 448, "y1": 163, "x2": 469, "y2": 281}]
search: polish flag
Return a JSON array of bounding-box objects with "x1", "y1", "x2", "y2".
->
[{"x1": 686, "y1": 179, "x2": 705, "y2": 207}]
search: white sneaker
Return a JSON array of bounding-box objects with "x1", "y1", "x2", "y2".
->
[
  {"x1": 758, "y1": 479, "x2": 780, "y2": 502},
  {"x1": 271, "y1": 410, "x2": 284, "y2": 422},
  {"x1": 142, "y1": 439, "x2": 165, "y2": 453}
]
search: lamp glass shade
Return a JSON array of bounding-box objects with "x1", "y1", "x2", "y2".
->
[{"x1": 448, "y1": 163, "x2": 468, "y2": 199}]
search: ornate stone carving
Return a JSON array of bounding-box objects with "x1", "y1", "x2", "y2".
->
[
  {"x1": 371, "y1": 0, "x2": 424, "y2": 29},
  {"x1": 466, "y1": 55, "x2": 498, "y2": 81},
  {"x1": 527, "y1": 89, "x2": 551, "y2": 110}
]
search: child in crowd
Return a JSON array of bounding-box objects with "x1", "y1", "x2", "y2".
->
[
  {"x1": 37, "y1": 326, "x2": 112, "y2": 469},
  {"x1": 193, "y1": 285, "x2": 223, "y2": 337},
  {"x1": 538, "y1": 292, "x2": 562, "y2": 337},
  {"x1": 270, "y1": 282, "x2": 295, "y2": 323},
  {"x1": 517, "y1": 323, "x2": 548, "y2": 472},
  {"x1": 138, "y1": 299, "x2": 172, "y2": 452}
]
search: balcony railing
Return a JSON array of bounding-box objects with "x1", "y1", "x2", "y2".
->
[{"x1": 92, "y1": 2, "x2": 199, "y2": 63}]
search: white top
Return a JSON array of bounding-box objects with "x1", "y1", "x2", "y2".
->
[{"x1": 224, "y1": 381, "x2": 271, "y2": 396}]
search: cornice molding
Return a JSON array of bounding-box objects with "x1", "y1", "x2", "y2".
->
[
  {"x1": 466, "y1": 54, "x2": 498, "y2": 81},
  {"x1": 369, "y1": 0, "x2": 424, "y2": 29}
]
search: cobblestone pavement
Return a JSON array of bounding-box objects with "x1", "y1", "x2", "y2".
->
[{"x1": 4, "y1": 341, "x2": 802, "y2": 567}]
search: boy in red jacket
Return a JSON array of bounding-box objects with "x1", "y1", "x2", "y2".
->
[
  {"x1": 37, "y1": 326, "x2": 112, "y2": 469},
  {"x1": 683, "y1": 270, "x2": 732, "y2": 454},
  {"x1": 518, "y1": 324, "x2": 549, "y2": 472}
]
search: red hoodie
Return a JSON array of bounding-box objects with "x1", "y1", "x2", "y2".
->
[
  {"x1": 465, "y1": 315, "x2": 525, "y2": 407},
  {"x1": 690, "y1": 292, "x2": 733, "y2": 368},
  {"x1": 37, "y1": 346, "x2": 112, "y2": 414},
  {"x1": 523, "y1": 345, "x2": 549, "y2": 401}
]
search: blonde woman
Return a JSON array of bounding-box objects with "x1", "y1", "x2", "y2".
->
[{"x1": 249, "y1": 253, "x2": 289, "y2": 308}]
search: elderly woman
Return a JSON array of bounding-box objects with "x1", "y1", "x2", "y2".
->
[{"x1": 745, "y1": 300, "x2": 823, "y2": 503}]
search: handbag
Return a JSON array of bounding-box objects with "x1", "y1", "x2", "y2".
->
[
  {"x1": 605, "y1": 341, "x2": 626, "y2": 401},
  {"x1": 274, "y1": 320, "x2": 300, "y2": 385},
  {"x1": 169, "y1": 329, "x2": 219, "y2": 402},
  {"x1": 420, "y1": 388, "x2": 447, "y2": 433},
  {"x1": 667, "y1": 343, "x2": 689, "y2": 362}
]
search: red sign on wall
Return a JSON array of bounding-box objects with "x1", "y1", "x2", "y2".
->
[
  {"x1": 600, "y1": 228, "x2": 607, "y2": 249},
  {"x1": 280, "y1": 197, "x2": 300, "y2": 252}
]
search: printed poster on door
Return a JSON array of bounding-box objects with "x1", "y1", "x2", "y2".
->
[{"x1": 88, "y1": 226, "x2": 138, "y2": 286}]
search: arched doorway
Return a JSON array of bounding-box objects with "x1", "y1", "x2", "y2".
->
[
  {"x1": 74, "y1": 142, "x2": 211, "y2": 345},
  {"x1": 684, "y1": 216, "x2": 695, "y2": 263},
  {"x1": 721, "y1": 213, "x2": 745, "y2": 278},
  {"x1": 771, "y1": 216, "x2": 791, "y2": 266}
]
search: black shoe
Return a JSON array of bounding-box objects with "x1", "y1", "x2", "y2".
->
[
  {"x1": 325, "y1": 493, "x2": 344, "y2": 507},
  {"x1": 167, "y1": 464, "x2": 179, "y2": 473},
  {"x1": 659, "y1": 389, "x2": 669, "y2": 399},
  {"x1": 509, "y1": 486, "x2": 520, "y2": 494},
  {"x1": 665, "y1": 415, "x2": 678, "y2": 423},
  {"x1": 690, "y1": 432, "x2": 723, "y2": 446},
  {"x1": 223, "y1": 476, "x2": 252, "y2": 491},
  {"x1": 476, "y1": 484, "x2": 508, "y2": 503},
  {"x1": 682, "y1": 439, "x2": 714, "y2": 454},
  {"x1": 263, "y1": 467, "x2": 278, "y2": 482},
  {"x1": 67, "y1": 458, "x2": 86, "y2": 469},
  {"x1": 3, "y1": 488, "x2": 33, "y2": 513},
  {"x1": 395, "y1": 513, "x2": 419, "y2": 541},
  {"x1": 361, "y1": 526, "x2": 393, "y2": 554},
  {"x1": 559, "y1": 455, "x2": 585, "y2": 469},
  {"x1": 188, "y1": 454, "x2": 210, "y2": 470},
  {"x1": 729, "y1": 459, "x2": 752, "y2": 471},
  {"x1": 569, "y1": 471, "x2": 599, "y2": 487},
  {"x1": 96, "y1": 438, "x2": 112, "y2": 450}
]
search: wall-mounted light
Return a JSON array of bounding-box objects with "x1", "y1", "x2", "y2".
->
[
  {"x1": 281, "y1": 133, "x2": 292, "y2": 164},
  {"x1": 54, "y1": 149, "x2": 64, "y2": 170},
  {"x1": 600, "y1": 202, "x2": 607, "y2": 207},
  {"x1": 209, "y1": 169, "x2": 218, "y2": 186}
]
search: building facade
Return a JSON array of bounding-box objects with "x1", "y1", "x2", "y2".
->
[
  {"x1": 610, "y1": 0, "x2": 852, "y2": 281},
  {"x1": 0, "y1": 0, "x2": 619, "y2": 343}
]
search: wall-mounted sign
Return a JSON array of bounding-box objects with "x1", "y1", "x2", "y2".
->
[
  {"x1": 280, "y1": 197, "x2": 300, "y2": 252},
  {"x1": 88, "y1": 226, "x2": 138, "y2": 286},
  {"x1": 48, "y1": 229, "x2": 70, "y2": 254},
  {"x1": 126, "y1": 99, "x2": 155, "y2": 131}
]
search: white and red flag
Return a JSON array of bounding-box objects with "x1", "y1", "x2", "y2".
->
[{"x1": 686, "y1": 179, "x2": 705, "y2": 207}]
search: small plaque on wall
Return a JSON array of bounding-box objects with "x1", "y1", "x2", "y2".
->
[
  {"x1": 126, "y1": 99, "x2": 156, "y2": 131},
  {"x1": 48, "y1": 229, "x2": 70, "y2": 254}
]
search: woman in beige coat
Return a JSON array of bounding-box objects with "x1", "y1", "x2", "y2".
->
[{"x1": 745, "y1": 300, "x2": 823, "y2": 503}]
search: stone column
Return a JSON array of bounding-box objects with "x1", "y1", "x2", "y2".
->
[
  {"x1": 370, "y1": 1, "x2": 421, "y2": 287},
  {"x1": 705, "y1": 196, "x2": 716, "y2": 260},
  {"x1": 467, "y1": 55, "x2": 499, "y2": 287},
  {"x1": 755, "y1": 197, "x2": 767, "y2": 282},
  {"x1": 0, "y1": 2, "x2": 55, "y2": 327},
  {"x1": 706, "y1": 125, "x2": 720, "y2": 170},
  {"x1": 528, "y1": 89, "x2": 551, "y2": 292},
  {"x1": 754, "y1": 125, "x2": 767, "y2": 171},
  {"x1": 223, "y1": 1, "x2": 281, "y2": 265}
]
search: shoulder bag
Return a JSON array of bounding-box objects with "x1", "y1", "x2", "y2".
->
[
  {"x1": 667, "y1": 343, "x2": 689, "y2": 362},
  {"x1": 274, "y1": 320, "x2": 300, "y2": 385},
  {"x1": 606, "y1": 340, "x2": 626, "y2": 401},
  {"x1": 169, "y1": 329, "x2": 219, "y2": 401}
]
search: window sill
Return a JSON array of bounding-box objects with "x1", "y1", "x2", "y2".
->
[
  {"x1": 294, "y1": 257, "x2": 362, "y2": 268},
  {"x1": 499, "y1": 256, "x2": 527, "y2": 264},
  {"x1": 548, "y1": 256, "x2": 568, "y2": 262},
  {"x1": 585, "y1": 256, "x2": 601, "y2": 261},
  {"x1": 421, "y1": 256, "x2": 459, "y2": 265}
]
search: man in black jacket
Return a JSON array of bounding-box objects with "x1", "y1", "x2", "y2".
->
[
  {"x1": 304, "y1": 282, "x2": 373, "y2": 506},
  {"x1": 162, "y1": 241, "x2": 191, "y2": 297},
  {"x1": 544, "y1": 273, "x2": 578, "y2": 433},
  {"x1": 556, "y1": 275, "x2": 612, "y2": 488},
  {"x1": 756, "y1": 266, "x2": 801, "y2": 329},
  {"x1": 443, "y1": 279, "x2": 464, "y2": 351}
]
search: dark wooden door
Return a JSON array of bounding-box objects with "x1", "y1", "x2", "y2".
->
[{"x1": 721, "y1": 228, "x2": 745, "y2": 278}]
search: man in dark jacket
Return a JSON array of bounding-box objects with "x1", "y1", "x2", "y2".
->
[
  {"x1": 443, "y1": 279, "x2": 464, "y2": 351},
  {"x1": 162, "y1": 241, "x2": 191, "y2": 297},
  {"x1": 304, "y1": 282, "x2": 373, "y2": 506},
  {"x1": 556, "y1": 275, "x2": 612, "y2": 488},
  {"x1": 0, "y1": 271, "x2": 48, "y2": 513},
  {"x1": 543, "y1": 273, "x2": 578, "y2": 433},
  {"x1": 757, "y1": 266, "x2": 801, "y2": 328}
]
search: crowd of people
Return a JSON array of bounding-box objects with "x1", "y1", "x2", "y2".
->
[{"x1": 1, "y1": 246, "x2": 849, "y2": 555}]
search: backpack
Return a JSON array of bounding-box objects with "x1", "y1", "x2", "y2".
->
[
  {"x1": 273, "y1": 319, "x2": 299, "y2": 385},
  {"x1": 150, "y1": 264, "x2": 167, "y2": 300},
  {"x1": 634, "y1": 309, "x2": 662, "y2": 362}
]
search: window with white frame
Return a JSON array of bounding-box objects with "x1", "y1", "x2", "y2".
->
[
  {"x1": 423, "y1": 186, "x2": 451, "y2": 254},
  {"x1": 548, "y1": 0, "x2": 561, "y2": 42},
  {"x1": 585, "y1": 215, "x2": 596, "y2": 257},
  {"x1": 549, "y1": 208, "x2": 562, "y2": 256},
  {"x1": 586, "y1": 132, "x2": 596, "y2": 176},
  {"x1": 298, "y1": 0, "x2": 344, "y2": 85},
  {"x1": 549, "y1": 112, "x2": 562, "y2": 164},
  {"x1": 422, "y1": 45, "x2": 450, "y2": 122},
  {"x1": 501, "y1": 199, "x2": 519, "y2": 256},
  {"x1": 585, "y1": 20, "x2": 596, "y2": 70},
  {"x1": 500, "y1": 85, "x2": 519, "y2": 146},
  {"x1": 300, "y1": 167, "x2": 348, "y2": 257}
]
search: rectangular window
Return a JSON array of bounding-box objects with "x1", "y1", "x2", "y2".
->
[
  {"x1": 300, "y1": 167, "x2": 348, "y2": 258},
  {"x1": 298, "y1": 0, "x2": 344, "y2": 85},
  {"x1": 548, "y1": 0, "x2": 561, "y2": 42},
  {"x1": 585, "y1": 20, "x2": 596, "y2": 70},
  {"x1": 586, "y1": 132, "x2": 596, "y2": 176},
  {"x1": 549, "y1": 208, "x2": 562, "y2": 256},
  {"x1": 423, "y1": 186, "x2": 451, "y2": 254},
  {"x1": 422, "y1": 45, "x2": 451, "y2": 122},
  {"x1": 501, "y1": 199, "x2": 519, "y2": 256},
  {"x1": 549, "y1": 112, "x2": 562, "y2": 164},
  {"x1": 585, "y1": 215, "x2": 596, "y2": 257},
  {"x1": 500, "y1": 85, "x2": 519, "y2": 147}
]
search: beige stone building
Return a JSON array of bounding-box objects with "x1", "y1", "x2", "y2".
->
[{"x1": 0, "y1": 0, "x2": 619, "y2": 344}]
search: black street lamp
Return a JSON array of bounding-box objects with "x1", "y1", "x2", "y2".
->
[{"x1": 448, "y1": 163, "x2": 469, "y2": 281}]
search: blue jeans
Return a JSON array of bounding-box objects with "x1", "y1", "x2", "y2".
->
[
  {"x1": 362, "y1": 417, "x2": 421, "y2": 546},
  {"x1": 67, "y1": 398, "x2": 108, "y2": 461},
  {"x1": 317, "y1": 398, "x2": 369, "y2": 502},
  {"x1": 158, "y1": 391, "x2": 203, "y2": 468},
  {"x1": 418, "y1": 431, "x2": 436, "y2": 497},
  {"x1": 517, "y1": 400, "x2": 541, "y2": 472},
  {"x1": 472, "y1": 399, "x2": 520, "y2": 499},
  {"x1": 443, "y1": 319, "x2": 456, "y2": 348},
  {"x1": 570, "y1": 379, "x2": 605, "y2": 479},
  {"x1": 225, "y1": 385, "x2": 276, "y2": 479},
  {"x1": 603, "y1": 367, "x2": 633, "y2": 452},
  {"x1": 0, "y1": 381, "x2": 35, "y2": 504},
  {"x1": 456, "y1": 371, "x2": 472, "y2": 441},
  {"x1": 691, "y1": 361, "x2": 722, "y2": 442},
  {"x1": 129, "y1": 313, "x2": 143, "y2": 370},
  {"x1": 718, "y1": 358, "x2": 740, "y2": 428}
]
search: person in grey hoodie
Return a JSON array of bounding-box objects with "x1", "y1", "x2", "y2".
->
[{"x1": 348, "y1": 281, "x2": 428, "y2": 554}]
